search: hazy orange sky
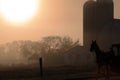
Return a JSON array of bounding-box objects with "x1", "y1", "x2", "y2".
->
[{"x1": 0, "y1": 0, "x2": 120, "y2": 44}]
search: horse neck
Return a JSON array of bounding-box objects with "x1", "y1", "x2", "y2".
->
[{"x1": 94, "y1": 44, "x2": 102, "y2": 56}]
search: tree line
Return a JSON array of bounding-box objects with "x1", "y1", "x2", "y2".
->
[{"x1": 0, "y1": 36, "x2": 80, "y2": 65}]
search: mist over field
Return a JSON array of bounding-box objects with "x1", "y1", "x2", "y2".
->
[{"x1": 0, "y1": 36, "x2": 94, "y2": 69}]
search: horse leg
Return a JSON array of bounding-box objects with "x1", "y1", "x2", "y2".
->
[
  {"x1": 96, "y1": 64, "x2": 101, "y2": 80},
  {"x1": 105, "y1": 65, "x2": 110, "y2": 80}
]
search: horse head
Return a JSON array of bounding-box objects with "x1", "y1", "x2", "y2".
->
[{"x1": 90, "y1": 40, "x2": 97, "y2": 52}]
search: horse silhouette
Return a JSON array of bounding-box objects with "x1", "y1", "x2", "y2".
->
[{"x1": 90, "y1": 40, "x2": 115, "y2": 80}]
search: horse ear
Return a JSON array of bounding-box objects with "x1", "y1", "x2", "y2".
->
[{"x1": 94, "y1": 40, "x2": 96, "y2": 43}]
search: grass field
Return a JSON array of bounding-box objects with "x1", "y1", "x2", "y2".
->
[{"x1": 0, "y1": 66, "x2": 120, "y2": 80}]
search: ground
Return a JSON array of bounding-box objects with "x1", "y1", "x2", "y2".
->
[{"x1": 0, "y1": 66, "x2": 120, "y2": 80}]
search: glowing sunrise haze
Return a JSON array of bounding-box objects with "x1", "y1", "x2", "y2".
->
[
  {"x1": 0, "y1": 0, "x2": 39, "y2": 24},
  {"x1": 0, "y1": 0, "x2": 120, "y2": 45}
]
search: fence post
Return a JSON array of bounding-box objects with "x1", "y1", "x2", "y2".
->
[{"x1": 39, "y1": 57, "x2": 43, "y2": 78}]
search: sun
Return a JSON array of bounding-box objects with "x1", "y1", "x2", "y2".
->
[{"x1": 0, "y1": 0, "x2": 39, "y2": 24}]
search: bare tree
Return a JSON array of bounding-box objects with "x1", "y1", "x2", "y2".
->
[{"x1": 40, "y1": 36, "x2": 79, "y2": 54}]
